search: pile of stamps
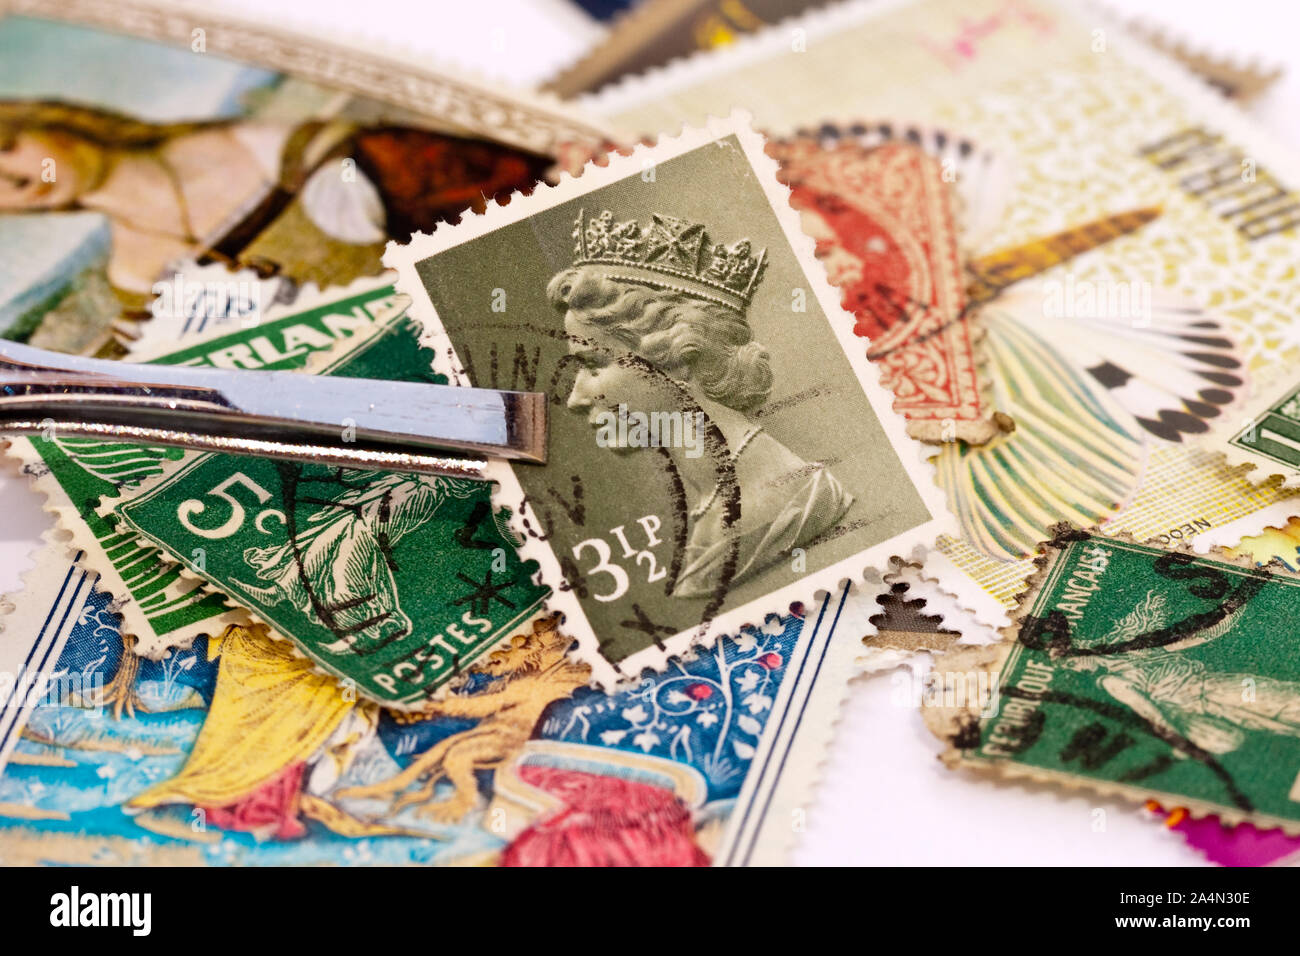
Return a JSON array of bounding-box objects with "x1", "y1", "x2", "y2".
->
[{"x1": 1, "y1": 0, "x2": 1299, "y2": 867}]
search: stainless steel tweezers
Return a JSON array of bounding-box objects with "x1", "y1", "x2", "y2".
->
[{"x1": 0, "y1": 341, "x2": 545, "y2": 480}]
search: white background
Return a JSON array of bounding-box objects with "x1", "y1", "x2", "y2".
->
[{"x1": 3, "y1": 0, "x2": 1299, "y2": 865}]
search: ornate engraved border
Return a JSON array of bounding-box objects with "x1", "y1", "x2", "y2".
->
[{"x1": 1, "y1": 0, "x2": 615, "y2": 156}]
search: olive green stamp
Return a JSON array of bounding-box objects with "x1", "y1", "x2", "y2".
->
[
  {"x1": 929, "y1": 525, "x2": 1300, "y2": 831},
  {"x1": 388, "y1": 114, "x2": 952, "y2": 687}
]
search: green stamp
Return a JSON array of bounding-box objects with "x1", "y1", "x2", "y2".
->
[
  {"x1": 388, "y1": 117, "x2": 951, "y2": 687},
  {"x1": 7, "y1": 281, "x2": 403, "y2": 657},
  {"x1": 934, "y1": 526, "x2": 1300, "y2": 829},
  {"x1": 109, "y1": 308, "x2": 548, "y2": 708},
  {"x1": 1228, "y1": 383, "x2": 1300, "y2": 471}
]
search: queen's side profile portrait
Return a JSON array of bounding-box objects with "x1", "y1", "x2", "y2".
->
[{"x1": 549, "y1": 208, "x2": 854, "y2": 599}]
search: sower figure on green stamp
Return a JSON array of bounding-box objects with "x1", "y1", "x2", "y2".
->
[
  {"x1": 105, "y1": 305, "x2": 550, "y2": 709},
  {"x1": 240, "y1": 472, "x2": 481, "y2": 654},
  {"x1": 929, "y1": 525, "x2": 1300, "y2": 829},
  {"x1": 1058, "y1": 590, "x2": 1300, "y2": 758}
]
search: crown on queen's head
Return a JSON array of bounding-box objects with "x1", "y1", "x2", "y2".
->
[{"x1": 571, "y1": 209, "x2": 767, "y2": 314}]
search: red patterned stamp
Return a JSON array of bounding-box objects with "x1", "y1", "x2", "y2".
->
[{"x1": 769, "y1": 138, "x2": 1001, "y2": 444}]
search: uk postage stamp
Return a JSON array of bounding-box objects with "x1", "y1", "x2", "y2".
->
[
  {"x1": 3, "y1": 276, "x2": 404, "y2": 666},
  {"x1": 0, "y1": 543, "x2": 877, "y2": 866},
  {"x1": 387, "y1": 113, "x2": 953, "y2": 687},
  {"x1": 926, "y1": 525, "x2": 1300, "y2": 832},
  {"x1": 768, "y1": 135, "x2": 1001, "y2": 444},
  {"x1": 95, "y1": 286, "x2": 549, "y2": 709},
  {"x1": 1206, "y1": 376, "x2": 1300, "y2": 488},
  {"x1": 583, "y1": 0, "x2": 1300, "y2": 633}
]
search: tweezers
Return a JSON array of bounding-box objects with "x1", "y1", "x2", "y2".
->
[{"x1": 0, "y1": 341, "x2": 546, "y2": 480}]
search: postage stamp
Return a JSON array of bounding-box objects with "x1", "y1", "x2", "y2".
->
[
  {"x1": 95, "y1": 291, "x2": 549, "y2": 709},
  {"x1": 780, "y1": 121, "x2": 1014, "y2": 254},
  {"x1": 8, "y1": 0, "x2": 610, "y2": 155},
  {"x1": 0, "y1": 4, "x2": 607, "y2": 353},
  {"x1": 1149, "y1": 514, "x2": 1300, "y2": 862},
  {"x1": 542, "y1": 0, "x2": 829, "y2": 97},
  {"x1": 0, "y1": 533, "x2": 99, "y2": 781},
  {"x1": 768, "y1": 135, "x2": 1001, "y2": 444},
  {"x1": 1153, "y1": 802, "x2": 1300, "y2": 867},
  {"x1": 3, "y1": 276, "x2": 404, "y2": 665},
  {"x1": 926, "y1": 525, "x2": 1300, "y2": 832},
  {"x1": 582, "y1": 0, "x2": 1300, "y2": 631},
  {"x1": 387, "y1": 113, "x2": 953, "y2": 687},
  {"x1": 0, "y1": 542, "x2": 878, "y2": 866},
  {"x1": 1225, "y1": 513, "x2": 1300, "y2": 571},
  {"x1": 1206, "y1": 376, "x2": 1300, "y2": 488}
]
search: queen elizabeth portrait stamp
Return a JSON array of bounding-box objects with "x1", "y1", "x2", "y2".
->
[
  {"x1": 926, "y1": 525, "x2": 1300, "y2": 832},
  {"x1": 387, "y1": 113, "x2": 953, "y2": 688}
]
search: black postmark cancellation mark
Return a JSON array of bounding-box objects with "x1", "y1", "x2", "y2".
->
[
  {"x1": 386, "y1": 114, "x2": 953, "y2": 688},
  {"x1": 925, "y1": 522, "x2": 1300, "y2": 832}
]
